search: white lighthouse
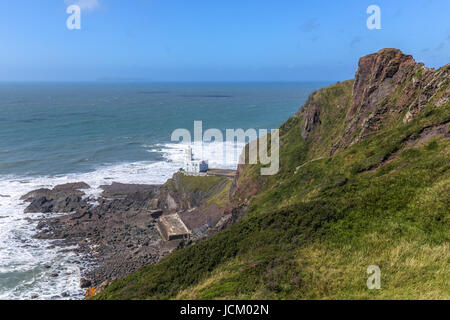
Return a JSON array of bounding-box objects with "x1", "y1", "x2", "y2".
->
[{"x1": 184, "y1": 146, "x2": 208, "y2": 173}]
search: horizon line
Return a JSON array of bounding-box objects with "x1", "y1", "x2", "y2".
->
[{"x1": 0, "y1": 79, "x2": 339, "y2": 84}]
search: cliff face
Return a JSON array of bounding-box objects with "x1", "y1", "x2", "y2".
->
[
  {"x1": 293, "y1": 49, "x2": 450, "y2": 157},
  {"x1": 346, "y1": 49, "x2": 448, "y2": 147},
  {"x1": 351, "y1": 48, "x2": 417, "y2": 121},
  {"x1": 96, "y1": 49, "x2": 449, "y2": 300}
]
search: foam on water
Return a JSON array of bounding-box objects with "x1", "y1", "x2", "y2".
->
[
  {"x1": 0, "y1": 141, "x2": 244, "y2": 300},
  {"x1": 0, "y1": 179, "x2": 86, "y2": 300}
]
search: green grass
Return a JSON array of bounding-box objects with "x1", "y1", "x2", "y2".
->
[
  {"x1": 207, "y1": 180, "x2": 232, "y2": 208},
  {"x1": 165, "y1": 172, "x2": 227, "y2": 193}
]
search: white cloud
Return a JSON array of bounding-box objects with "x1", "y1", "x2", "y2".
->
[{"x1": 65, "y1": 0, "x2": 100, "y2": 11}]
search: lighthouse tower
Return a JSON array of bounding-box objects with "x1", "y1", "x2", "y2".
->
[{"x1": 183, "y1": 146, "x2": 208, "y2": 173}]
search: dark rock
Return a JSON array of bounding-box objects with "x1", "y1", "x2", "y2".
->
[
  {"x1": 20, "y1": 188, "x2": 51, "y2": 201},
  {"x1": 23, "y1": 183, "x2": 90, "y2": 214},
  {"x1": 150, "y1": 209, "x2": 163, "y2": 219},
  {"x1": 25, "y1": 197, "x2": 53, "y2": 213},
  {"x1": 80, "y1": 278, "x2": 92, "y2": 288},
  {"x1": 52, "y1": 182, "x2": 90, "y2": 193}
]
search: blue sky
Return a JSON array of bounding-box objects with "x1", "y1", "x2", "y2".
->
[{"x1": 0, "y1": 0, "x2": 449, "y2": 81}]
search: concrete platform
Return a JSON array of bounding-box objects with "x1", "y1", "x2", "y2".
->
[{"x1": 157, "y1": 213, "x2": 192, "y2": 241}]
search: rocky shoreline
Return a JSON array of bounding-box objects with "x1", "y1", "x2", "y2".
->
[{"x1": 20, "y1": 172, "x2": 240, "y2": 296}]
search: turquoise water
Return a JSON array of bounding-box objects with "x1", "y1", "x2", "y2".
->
[
  {"x1": 0, "y1": 82, "x2": 325, "y2": 299},
  {"x1": 0, "y1": 82, "x2": 325, "y2": 177}
]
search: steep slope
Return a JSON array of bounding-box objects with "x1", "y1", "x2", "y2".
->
[{"x1": 95, "y1": 49, "x2": 449, "y2": 300}]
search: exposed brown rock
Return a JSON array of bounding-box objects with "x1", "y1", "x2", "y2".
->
[
  {"x1": 306, "y1": 48, "x2": 450, "y2": 155},
  {"x1": 300, "y1": 92, "x2": 321, "y2": 139},
  {"x1": 340, "y1": 49, "x2": 419, "y2": 148},
  {"x1": 350, "y1": 48, "x2": 417, "y2": 120},
  {"x1": 405, "y1": 122, "x2": 450, "y2": 148},
  {"x1": 404, "y1": 64, "x2": 450, "y2": 123},
  {"x1": 369, "y1": 122, "x2": 449, "y2": 172}
]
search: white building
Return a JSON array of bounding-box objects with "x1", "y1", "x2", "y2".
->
[{"x1": 184, "y1": 146, "x2": 208, "y2": 173}]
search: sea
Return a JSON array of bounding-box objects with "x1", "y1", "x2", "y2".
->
[{"x1": 0, "y1": 82, "x2": 325, "y2": 300}]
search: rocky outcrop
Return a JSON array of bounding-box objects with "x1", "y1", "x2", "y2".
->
[
  {"x1": 341, "y1": 49, "x2": 449, "y2": 150},
  {"x1": 341, "y1": 49, "x2": 415, "y2": 149},
  {"x1": 350, "y1": 48, "x2": 417, "y2": 120},
  {"x1": 294, "y1": 49, "x2": 449, "y2": 155},
  {"x1": 403, "y1": 63, "x2": 450, "y2": 123},
  {"x1": 21, "y1": 182, "x2": 90, "y2": 213},
  {"x1": 96, "y1": 183, "x2": 161, "y2": 214},
  {"x1": 300, "y1": 93, "x2": 321, "y2": 139}
]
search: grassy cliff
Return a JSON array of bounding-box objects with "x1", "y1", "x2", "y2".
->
[{"x1": 95, "y1": 49, "x2": 449, "y2": 300}]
